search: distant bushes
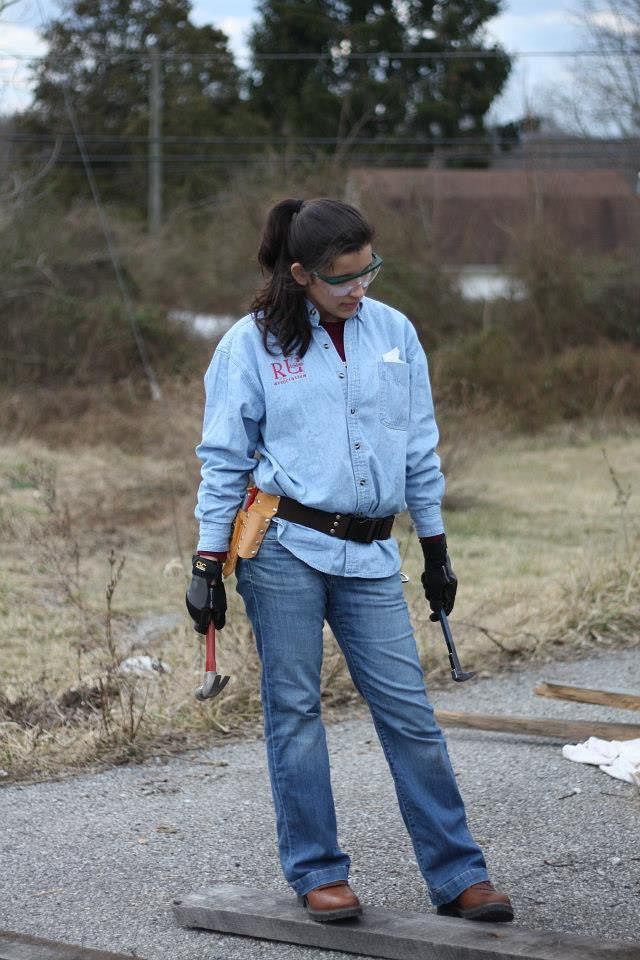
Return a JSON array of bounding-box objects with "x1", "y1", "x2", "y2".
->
[
  {"x1": 0, "y1": 167, "x2": 638, "y2": 434},
  {"x1": 502, "y1": 230, "x2": 639, "y2": 352},
  {"x1": 0, "y1": 293, "x2": 203, "y2": 386},
  {"x1": 433, "y1": 333, "x2": 640, "y2": 431},
  {"x1": 0, "y1": 196, "x2": 206, "y2": 387},
  {"x1": 429, "y1": 229, "x2": 640, "y2": 429}
]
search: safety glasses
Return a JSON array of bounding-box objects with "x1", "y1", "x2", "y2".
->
[{"x1": 312, "y1": 252, "x2": 383, "y2": 298}]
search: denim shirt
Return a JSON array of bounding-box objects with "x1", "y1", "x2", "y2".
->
[{"x1": 195, "y1": 297, "x2": 445, "y2": 578}]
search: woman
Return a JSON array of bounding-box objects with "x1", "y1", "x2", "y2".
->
[{"x1": 186, "y1": 197, "x2": 513, "y2": 924}]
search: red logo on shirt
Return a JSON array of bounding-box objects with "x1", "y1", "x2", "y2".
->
[{"x1": 271, "y1": 356, "x2": 307, "y2": 385}]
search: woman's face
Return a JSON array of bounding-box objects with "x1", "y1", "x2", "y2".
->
[{"x1": 291, "y1": 244, "x2": 374, "y2": 323}]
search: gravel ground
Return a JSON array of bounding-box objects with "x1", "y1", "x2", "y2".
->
[{"x1": 1, "y1": 647, "x2": 639, "y2": 959}]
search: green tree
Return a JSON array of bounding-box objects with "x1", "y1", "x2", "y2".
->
[
  {"x1": 248, "y1": 0, "x2": 511, "y2": 164},
  {"x1": 19, "y1": 0, "x2": 260, "y2": 209}
]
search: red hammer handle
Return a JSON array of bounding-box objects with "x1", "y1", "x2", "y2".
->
[{"x1": 205, "y1": 622, "x2": 217, "y2": 672}]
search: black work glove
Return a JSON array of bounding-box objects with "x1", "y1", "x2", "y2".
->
[
  {"x1": 185, "y1": 555, "x2": 227, "y2": 633},
  {"x1": 420, "y1": 535, "x2": 458, "y2": 623}
]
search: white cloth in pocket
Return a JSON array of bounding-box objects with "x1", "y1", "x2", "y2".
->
[{"x1": 382, "y1": 347, "x2": 401, "y2": 363}]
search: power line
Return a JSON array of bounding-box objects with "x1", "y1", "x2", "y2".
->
[
  {"x1": 11, "y1": 151, "x2": 639, "y2": 165},
  {"x1": 2, "y1": 48, "x2": 634, "y2": 61},
  {"x1": 4, "y1": 132, "x2": 639, "y2": 145}
]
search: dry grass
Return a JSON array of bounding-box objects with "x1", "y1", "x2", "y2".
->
[
  {"x1": 438, "y1": 426, "x2": 640, "y2": 664},
  {"x1": 0, "y1": 408, "x2": 638, "y2": 783}
]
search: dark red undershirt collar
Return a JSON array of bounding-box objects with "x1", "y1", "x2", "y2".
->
[{"x1": 319, "y1": 318, "x2": 346, "y2": 362}]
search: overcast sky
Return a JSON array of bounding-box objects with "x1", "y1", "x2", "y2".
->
[{"x1": 1, "y1": 0, "x2": 585, "y2": 121}]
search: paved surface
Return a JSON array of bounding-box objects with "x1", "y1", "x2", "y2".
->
[{"x1": 1, "y1": 648, "x2": 639, "y2": 959}]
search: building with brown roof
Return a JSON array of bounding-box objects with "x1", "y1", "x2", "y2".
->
[{"x1": 350, "y1": 168, "x2": 639, "y2": 299}]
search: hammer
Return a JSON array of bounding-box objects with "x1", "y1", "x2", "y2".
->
[
  {"x1": 438, "y1": 609, "x2": 475, "y2": 683},
  {"x1": 195, "y1": 622, "x2": 230, "y2": 701}
]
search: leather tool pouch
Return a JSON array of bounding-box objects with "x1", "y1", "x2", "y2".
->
[{"x1": 222, "y1": 489, "x2": 280, "y2": 579}]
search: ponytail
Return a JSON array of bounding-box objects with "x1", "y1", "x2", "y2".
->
[
  {"x1": 251, "y1": 197, "x2": 374, "y2": 358},
  {"x1": 257, "y1": 198, "x2": 304, "y2": 273}
]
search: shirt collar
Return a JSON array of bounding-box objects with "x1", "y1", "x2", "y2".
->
[{"x1": 305, "y1": 298, "x2": 365, "y2": 327}]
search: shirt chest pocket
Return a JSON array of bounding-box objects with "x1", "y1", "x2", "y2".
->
[{"x1": 377, "y1": 360, "x2": 410, "y2": 430}]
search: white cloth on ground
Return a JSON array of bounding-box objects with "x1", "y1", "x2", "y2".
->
[{"x1": 562, "y1": 736, "x2": 640, "y2": 784}]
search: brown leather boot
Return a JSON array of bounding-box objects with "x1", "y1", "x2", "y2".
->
[
  {"x1": 298, "y1": 881, "x2": 362, "y2": 922},
  {"x1": 437, "y1": 881, "x2": 514, "y2": 922}
]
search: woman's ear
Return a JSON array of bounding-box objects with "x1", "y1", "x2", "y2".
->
[{"x1": 291, "y1": 262, "x2": 311, "y2": 287}]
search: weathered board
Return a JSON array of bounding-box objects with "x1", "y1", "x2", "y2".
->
[
  {"x1": 0, "y1": 931, "x2": 136, "y2": 960},
  {"x1": 534, "y1": 682, "x2": 640, "y2": 712},
  {"x1": 435, "y1": 710, "x2": 640, "y2": 741},
  {"x1": 173, "y1": 883, "x2": 640, "y2": 960}
]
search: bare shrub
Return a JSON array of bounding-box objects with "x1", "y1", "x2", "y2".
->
[
  {"x1": 433, "y1": 333, "x2": 640, "y2": 432},
  {"x1": 0, "y1": 466, "x2": 157, "y2": 772},
  {"x1": 548, "y1": 448, "x2": 639, "y2": 649},
  {"x1": 503, "y1": 229, "x2": 640, "y2": 354}
]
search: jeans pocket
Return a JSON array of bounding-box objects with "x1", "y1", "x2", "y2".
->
[{"x1": 378, "y1": 360, "x2": 410, "y2": 430}]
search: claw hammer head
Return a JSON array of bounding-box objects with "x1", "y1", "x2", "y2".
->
[
  {"x1": 195, "y1": 622, "x2": 231, "y2": 701},
  {"x1": 195, "y1": 671, "x2": 230, "y2": 700}
]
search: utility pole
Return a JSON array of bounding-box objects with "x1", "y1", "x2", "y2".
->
[{"x1": 148, "y1": 43, "x2": 163, "y2": 234}]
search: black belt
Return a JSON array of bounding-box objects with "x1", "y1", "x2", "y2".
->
[{"x1": 276, "y1": 496, "x2": 395, "y2": 544}]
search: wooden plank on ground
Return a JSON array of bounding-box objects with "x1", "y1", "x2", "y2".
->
[
  {"x1": 434, "y1": 710, "x2": 640, "y2": 742},
  {"x1": 0, "y1": 931, "x2": 137, "y2": 960},
  {"x1": 173, "y1": 883, "x2": 640, "y2": 960},
  {"x1": 534, "y1": 682, "x2": 640, "y2": 713}
]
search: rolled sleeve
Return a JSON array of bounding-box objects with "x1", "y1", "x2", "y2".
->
[
  {"x1": 404, "y1": 345, "x2": 445, "y2": 537},
  {"x1": 195, "y1": 349, "x2": 264, "y2": 551}
]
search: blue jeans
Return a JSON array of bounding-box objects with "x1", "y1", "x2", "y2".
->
[{"x1": 235, "y1": 526, "x2": 489, "y2": 905}]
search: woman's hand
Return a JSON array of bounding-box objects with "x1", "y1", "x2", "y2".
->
[
  {"x1": 185, "y1": 555, "x2": 227, "y2": 632},
  {"x1": 420, "y1": 535, "x2": 458, "y2": 622}
]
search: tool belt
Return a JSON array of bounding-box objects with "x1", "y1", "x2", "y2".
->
[
  {"x1": 223, "y1": 486, "x2": 395, "y2": 578},
  {"x1": 223, "y1": 488, "x2": 277, "y2": 578}
]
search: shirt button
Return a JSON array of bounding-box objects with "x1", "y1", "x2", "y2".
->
[
  {"x1": 323, "y1": 343, "x2": 330, "y2": 349},
  {"x1": 338, "y1": 373, "x2": 345, "y2": 379},
  {"x1": 354, "y1": 442, "x2": 361, "y2": 449},
  {"x1": 359, "y1": 479, "x2": 366, "y2": 486},
  {"x1": 350, "y1": 408, "x2": 356, "y2": 415}
]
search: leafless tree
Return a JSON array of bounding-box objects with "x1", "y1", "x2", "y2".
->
[
  {"x1": 0, "y1": 1, "x2": 63, "y2": 225},
  {"x1": 566, "y1": 0, "x2": 640, "y2": 135},
  {"x1": 0, "y1": 128, "x2": 61, "y2": 225}
]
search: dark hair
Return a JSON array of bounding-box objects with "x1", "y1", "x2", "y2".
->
[{"x1": 251, "y1": 197, "x2": 375, "y2": 357}]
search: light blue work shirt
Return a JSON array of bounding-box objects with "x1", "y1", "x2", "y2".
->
[{"x1": 195, "y1": 296, "x2": 445, "y2": 578}]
